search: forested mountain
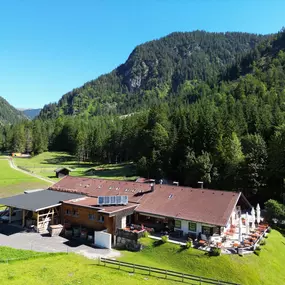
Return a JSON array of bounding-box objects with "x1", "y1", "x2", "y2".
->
[
  {"x1": 0, "y1": 97, "x2": 27, "y2": 125},
  {"x1": 39, "y1": 31, "x2": 268, "y2": 119},
  {"x1": 20, "y1": 108, "x2": 41, "y2": 119},
  {"x1": 2, "y1": 29, "x2": 285, "y2": 206}
]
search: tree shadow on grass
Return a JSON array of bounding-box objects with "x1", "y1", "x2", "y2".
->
[{"x1": 83, "y1": 164, "x2": 136, "y2": 179}]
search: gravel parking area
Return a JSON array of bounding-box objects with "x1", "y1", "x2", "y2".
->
[{"x1": 0, "y1": 224, "x2": 120, "y2": 259}]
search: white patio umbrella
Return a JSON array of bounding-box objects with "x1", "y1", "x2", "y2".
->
[
  {"x1": 245, "y1": 212, "x2": 250, "y2": 235},
  {"x1": 251, "y1": 207, "x2": 256, "y2": 229},
  {"x1": 239, "y1": 217, "x2": 243, "y2": 242},
  {"x1": 256, "y1": 204, "x2": 261, "y2": 224}
]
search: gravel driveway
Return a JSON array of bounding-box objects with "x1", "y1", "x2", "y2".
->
[{"x1": 0, "y1": 224, "x2": 120, "y2": 259}]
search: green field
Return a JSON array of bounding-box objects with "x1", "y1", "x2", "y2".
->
[
  {"x1": 118, "y1": 230, "x2": 285, "y2": 285},
  {"x1": 0, "y1": 250, "x2": 177, "y2": 285},
  {"x1": 0, "y1": 230, "x2": 284, "y2": 285},
  {"x1": 14, "y1": 152, "x2": 137, "y2": 182},
  {"x1": 0, "y1": 160, "x2": 51, "y2": 197}
]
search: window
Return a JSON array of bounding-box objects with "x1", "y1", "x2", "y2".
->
[
  {"x1": 65, "y1": 209, "x2": 71, "y2": 216},
  {"x1": 98, "y1": 215, "x2": 105, "y2": 223},
  {"x1": 88, "y1": 214, "x2": 95, "y2": 220},
  {"x1": 174, "y1": 220, "x2": 181, "y2": 228},
  {"x1": 72, "y1": 210, "x2": 79, "y2": 217},
  {"x1": 188, "y1": 222, "x2": 197, "y2": 232},
  {"x1": 202, "y1": 226, "x2": 211, "y2": 235}
]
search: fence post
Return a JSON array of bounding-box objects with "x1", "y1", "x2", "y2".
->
[
  {"x1": 165, "y1": 270, "x2": 167, "y2": 279},
  {"x1": 133, "y1": 264, "x2": 135, "y2": 273},
  {"x1": 200, "y1": 277, "x2": 202, "y2": 285},
  {"x1": 118, "y1": 261, "x2": 121, "y2": 270},
  {"x1": 98, "y1": 257, "x2": 100, "y2": 265},
  {"x1": 149, "y1": 267, "x2": 151, "y2": 276},
  {"x1": 182, "y1": 273, "x2": 184, "y2": 282}
]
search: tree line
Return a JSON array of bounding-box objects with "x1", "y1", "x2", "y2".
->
[{"x1": 1, "y1": 29, "x2": 285, "y2": 207}]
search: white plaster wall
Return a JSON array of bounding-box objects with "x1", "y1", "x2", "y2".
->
[
  {"x1": 95, "y1": 231, "x2": 112, "y2": 249},
  {"x1": 174, "y1": 219, "x2": 201, "y2": 236},
  {"x1": 121, "y1": 216, "x2": 126, "y2": 229}
]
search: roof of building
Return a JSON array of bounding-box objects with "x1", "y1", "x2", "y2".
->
[
  {"x1": 135, "y1": 185, "x2": 241, "y2": 226},
  {"x1": 55, "y1": 167, "x2": 72, "y2": 173},
  {"x1": 0, "y1": 190, "x2": 84, "y2": 212},
  {"x1": 50, "y1": 176, "x2": 152, "y2": 203},
  {"x1": 50, "y1": 176, "x2": 245, "y2": 226},
  {"x1": 63, "y1": 196, "x2": 138, "y2": 216}
]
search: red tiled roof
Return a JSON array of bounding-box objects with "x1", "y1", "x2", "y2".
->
[
  {"x1": 50, "y1": 176, "x2": 241, "y2": 226},
  {"x1": 50, "y1": 176, "x2": 152, "y2": 203},
  {"x1": 135, "y1": 185, "x2": 240, "y2": 226}
]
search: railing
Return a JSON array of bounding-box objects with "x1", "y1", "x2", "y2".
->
[{"x1": 99, "y1": 257, "x2": 241, "y2": 285}]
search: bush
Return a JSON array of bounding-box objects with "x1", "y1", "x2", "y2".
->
[
  {"x1": 210, "y1": 247, "x2": 221, "y2": 256},
  {"x1": 259, "y1": 239, "x2": 266, "y2": 246},
  {"x1": 161, "y1": 235, "x2": 168, "y2": 243},
  {"x1": 142, "y1": 231, "x2": 149, "y2": 238},
  {"x1": 267, "y1": 227, "x2": 272, "y2": 233},
  {"x1": 185, "y1": 241, "x2": 192, "y2": 249}
]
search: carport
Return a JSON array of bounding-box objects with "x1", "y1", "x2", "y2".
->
[{"x1": 0, "y1": 190, "x2": 84, "y2": 232}]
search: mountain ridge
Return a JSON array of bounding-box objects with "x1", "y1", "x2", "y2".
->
[
  {"x1": 0, "y1": 96, "x2": 27, "y2": 125},
  {"x1": 39, "y1": 31, "x2": 269, "y2": 119}
]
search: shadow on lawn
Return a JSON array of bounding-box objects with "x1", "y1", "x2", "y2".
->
[{"x1": 83, "y1": 165, "x2": 136, "y2": 179}]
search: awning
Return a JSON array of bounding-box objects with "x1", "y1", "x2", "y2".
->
[{"x1": 0, "y1": 190, "x2": 84, "y2": 212}]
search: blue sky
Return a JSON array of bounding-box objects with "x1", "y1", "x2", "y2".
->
[{"x1": 0, "y1": 0, "x2": 284, "y2": 109}]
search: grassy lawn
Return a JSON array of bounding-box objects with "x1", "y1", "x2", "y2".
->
[
  {"x1": 0, "y1": 246, "x2": 52, "y2": 261},
  {"x1": 118, "y1": 230, "x2": 285, "y2": 285},
  {"x1": 14, "y1": 152, "x2": 138, "y2": 182},
  {"x1": 0, "y1": 251, "x2": 178, "y2": 285},
  {"x1": 0, "y1": 160, "x2": 51, "y2": 197}
]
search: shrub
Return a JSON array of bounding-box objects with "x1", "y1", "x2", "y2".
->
[
  {"x1": 210, "y1": 247, "x2": 221, "y2": 256},
  {"x1": 161, "y1": 235, "x2": 168, "y2": 243},
  {"x1": 267, "y1": 227, "x2": 272, "y2": 233},
  {"x1": 142, "y1": 231, "x2": 149, "y2": 238},
  {"x1": 259, "y1": 239, "x2": 266, "y2": 246},
  {"x1": 185, "y1": 241, "x2": 192, "y2": 249}
]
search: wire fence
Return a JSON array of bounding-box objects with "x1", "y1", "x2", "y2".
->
[{"x1": 99, "y1": 257, "x2": 241, "y2": 285}]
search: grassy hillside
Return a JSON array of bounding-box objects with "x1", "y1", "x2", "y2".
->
[
  {"x1": 0, "y1": 251, "x2": 177, "y2": 285},
  {"x1": 14, "y1": 152, "x2": 137, "y2": 181},
  {"x1": 119, "y1": 230, "x2": 285, "y2": 285},
  {"x1": 0, "y1": 159, "x2": 51, "y2": 197}
]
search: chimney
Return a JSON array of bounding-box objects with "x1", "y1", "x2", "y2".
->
[
  {"x1": 173, "y1": 181, "x2": 179, "y2": 186},
  {"x1": 150, "y1": 183, "x2": 155, "y2": 192},
  {"x1": 198, "y1": 181, "x2": 203, "y2": 189}
]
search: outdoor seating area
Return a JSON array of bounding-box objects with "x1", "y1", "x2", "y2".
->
[{"x1": 143, "y1": 204, "x2": 269, "y2": 255}]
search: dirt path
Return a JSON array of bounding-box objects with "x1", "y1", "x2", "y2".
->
[{"x1": 0, "y1": 157, "x2": 54, "y2": 184}]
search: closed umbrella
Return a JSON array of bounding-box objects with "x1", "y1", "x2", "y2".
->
[
  {"x1": 239, "y1": 217, "x2": 243, "y2": 242},
  {"x1": 256, "y1": 204, "x2": 261, "y2": 224},
  {"x1": 245, "y1": 212, "x2": 250, "y2": 235},
  {"x1": 251, "y1": 207, "x2": 256, "y2": 229}
]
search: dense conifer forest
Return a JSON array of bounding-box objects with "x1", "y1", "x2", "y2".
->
[
  {"x1": 0, "y1": 96, "x2": 27, "y2": 125},
  {"x1": 1, "y1": 29, "x2": 285, "y2": 207}
]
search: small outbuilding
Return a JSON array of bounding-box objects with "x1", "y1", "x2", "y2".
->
[{"x1": 55, "y1": 167, "x2": 72, "y2": 178}]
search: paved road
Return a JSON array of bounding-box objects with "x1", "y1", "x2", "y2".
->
[
  {"x1": 1, "y1": 157, "x2": 54, "y2": 184},
  {"x1": 0, "y1": 224, "x2": 120, "y2": 259}
]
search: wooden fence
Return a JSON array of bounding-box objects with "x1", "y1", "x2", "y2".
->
[{"x1": 99, "y1": 257, "x2": 241, "y2": 285}]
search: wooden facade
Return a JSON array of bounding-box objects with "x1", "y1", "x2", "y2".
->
[{"x1": 62, "y1": 203, "x2": 114, "y2": 234}]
